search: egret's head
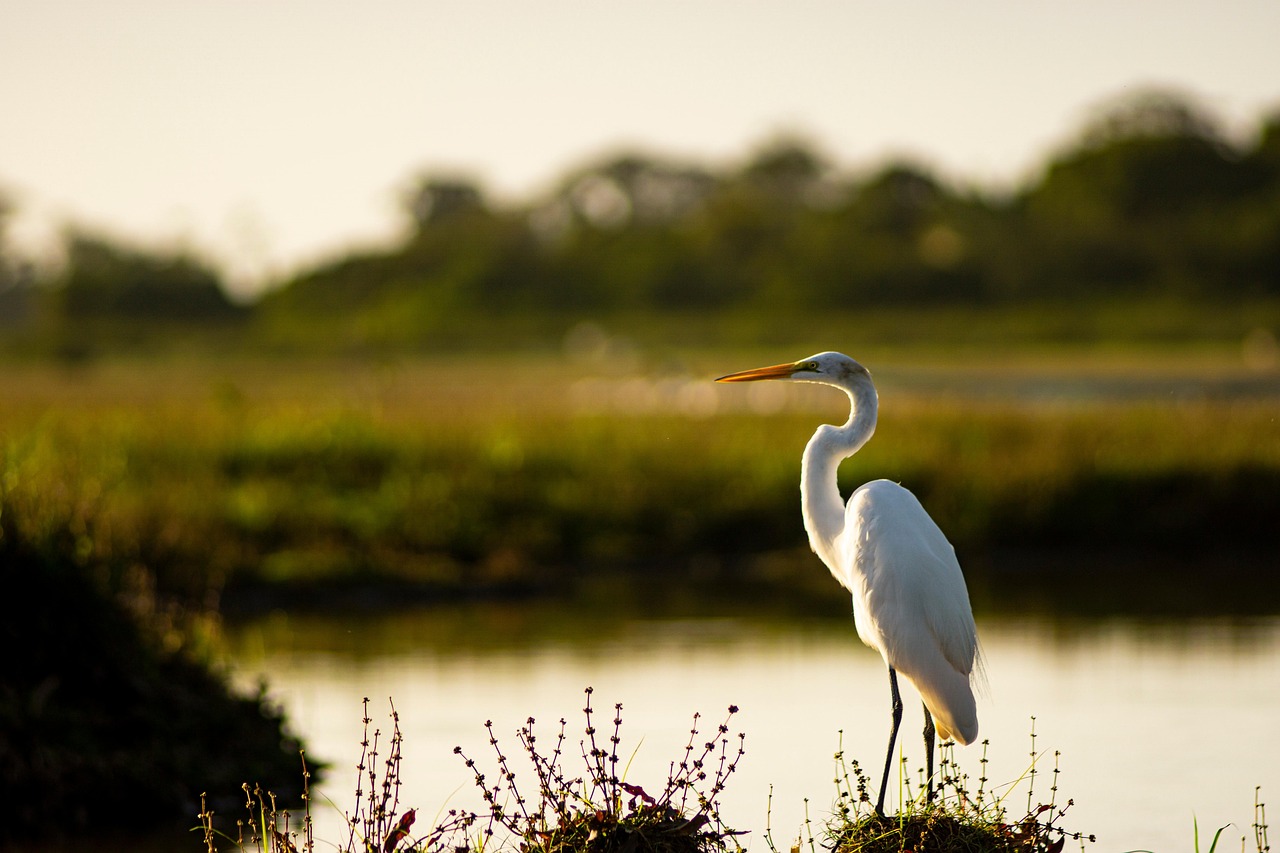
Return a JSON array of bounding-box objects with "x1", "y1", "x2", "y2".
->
[{"x1": 715, "y1": 351, "x2": 868, "y2": 385}]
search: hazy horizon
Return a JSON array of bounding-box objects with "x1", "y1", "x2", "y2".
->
[{"x1": 3, "y1": 0, "x2": 1279, "y2": 297}]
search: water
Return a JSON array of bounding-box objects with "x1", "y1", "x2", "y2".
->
[{"x1": 222, "y1": 601, "x2": 1280, "y2": 853}]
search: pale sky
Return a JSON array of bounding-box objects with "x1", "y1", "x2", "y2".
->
[{"x1": 3, "y1": 0, "x2": 1279, "y2": 297}]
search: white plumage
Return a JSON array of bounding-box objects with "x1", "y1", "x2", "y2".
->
[
  {"x1": 841, "y1": 480, "x2": 979, "y2": 744},
  {"x1": 717, "y1": 351, "x2": 982, "y2": 814}
]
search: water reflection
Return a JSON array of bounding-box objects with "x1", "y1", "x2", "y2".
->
[{"x1": 223, "y1": 604, "x2": 1280, "y2": 853}]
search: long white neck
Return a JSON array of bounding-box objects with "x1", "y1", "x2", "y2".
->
[{"x1": 800, "y1": 374, "x2": 878, "y2": 574}]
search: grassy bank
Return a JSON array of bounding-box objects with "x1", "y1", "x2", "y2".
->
[{"x1": 2, "y1": 351, "x2": 1277, "y2": 616}]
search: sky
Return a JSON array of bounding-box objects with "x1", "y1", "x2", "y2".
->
[{"x1": 3, "y1": 0, "x2": 1279, "y2": 299}]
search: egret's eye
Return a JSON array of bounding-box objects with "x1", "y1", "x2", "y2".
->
[{"x1": 808, "y1": 361, "x2": 819, "y2": 371}]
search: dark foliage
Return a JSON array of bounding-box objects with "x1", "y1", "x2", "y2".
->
[
  {"x1": 0, "y1": 538, "x2": 311, "y2": 843},
  {"x1": 53, "y1": 232, "x2": 241, "y2": 321}
]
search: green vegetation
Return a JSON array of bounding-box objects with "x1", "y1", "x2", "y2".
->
[
  {"x1": 0, "y1": 506, "x2": 311, "y2": 843},
  {"x1": 813, "y1": 736, "x2": 1089, "y2": 853},
  {"x1": 2, "y1": 355, "x2": 1276, "y2": 619},
  {"x1": 1, "y1": 88, "x2": 1278, "y2": 357}
]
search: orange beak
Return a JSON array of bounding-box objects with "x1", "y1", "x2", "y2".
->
[{"x1": 715, "y1": 361, "x2": 798, "y2": 383}]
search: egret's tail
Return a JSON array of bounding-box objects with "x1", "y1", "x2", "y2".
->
[
  {"x1": 934, "y1": 714, "x2": 978, "y2": 746},
  {"x1": 913, "y1": 666, "x2": 979, "y2": 746}
]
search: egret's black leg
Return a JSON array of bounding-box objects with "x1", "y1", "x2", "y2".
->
[
  {"x1": 922, "y1": 705, "x2": 936, "y2": 803},
  {"x1": 875, "y1": 667, "x2": 904, "y2": 817}
]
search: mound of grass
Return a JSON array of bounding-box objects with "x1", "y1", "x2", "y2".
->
[{"x1": 811, "y1": 736, "x2": 1090, "y2": 853}]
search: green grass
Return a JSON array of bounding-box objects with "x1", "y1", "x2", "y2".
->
[
  {"x1": 2, "y1": 353, "x2": 1278, "y2": 616},
  {"x1": 795, "y1": 723, "x2": 1092, "y2": 853}
]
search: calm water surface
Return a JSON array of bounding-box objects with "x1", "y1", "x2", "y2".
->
[{"x1": 223, "y1": 603, "x2": 1280, "y2": 853}]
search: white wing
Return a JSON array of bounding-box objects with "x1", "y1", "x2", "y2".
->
[{"x1": 837, "y1": 479, "x2": 980, "y2": 744}]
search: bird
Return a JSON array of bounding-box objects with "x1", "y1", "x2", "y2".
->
[{"x1": 716, "y1": 351, "x2": 981, "y2": 816}]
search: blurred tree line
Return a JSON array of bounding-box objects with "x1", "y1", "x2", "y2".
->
[
  {"x1": 0, "y1": 213, "x2": 247, "y2": 358},
  {"x1": 2, "y1": 89, "x2": 1279, "y2": 355}
]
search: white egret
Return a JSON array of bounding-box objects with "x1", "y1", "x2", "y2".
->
[{"x1": 716, "y1": 351, "x2": 981, "y2": 815}]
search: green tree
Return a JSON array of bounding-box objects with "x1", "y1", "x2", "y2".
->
[
  {"x1": 403, "y1": 175, "x2": 488, "y2": 230},
  {"x1": 0, "y1": 191, "x2": 36, "y2": 331},
  {"x1": 810, "y1": 163, "x2": 989, "y2": 305},
  {"x1": 1020, "y1": 89, "x2": 1274, "y2": 296},
  {"x1": 53, "y1": 231, "x2": 239, "y2": 321}
]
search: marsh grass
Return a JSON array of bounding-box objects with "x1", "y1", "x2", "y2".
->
[
  {"x1": 783, "y1": 727, "x2": 1272, "y2": 853},
  {"x1": 803, "y1": 721, "x2": 1094, "y2": 853},
  {"x1": 3, "y1": 356, "x2": 1278, "y2": 617},
  {"x1": 198, "y1": 698, "x2": 457, "y2": 853},
  {"x1": 1180, "y1": 789, "x2": 1271, "y2": 853},
  {"x1": 756, "y1": 717, "x2": 1084, "y2": 853},
  {"x1": 199, "y1": 689, "x2": 745, "y2": 853},
  {"x1": 450, "y1": 687, "x2": 746, "y2": 853}
]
